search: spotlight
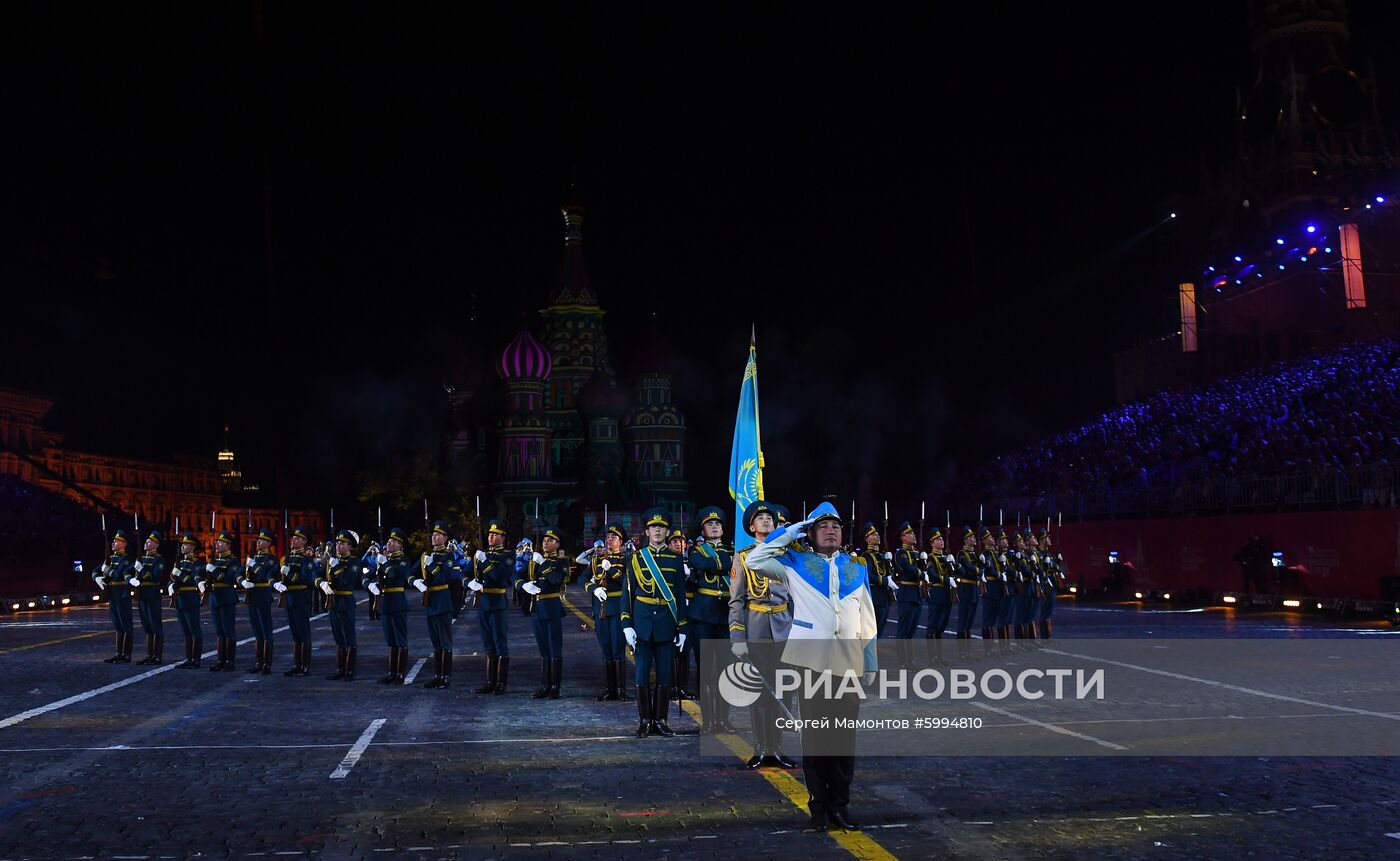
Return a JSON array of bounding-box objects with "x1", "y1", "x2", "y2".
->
[
  {"x1": 61, "y1": 597, "x2": 71, "y2": 606},
  {"x1": 1275, "y1": 238, "x2": 1285, "y2": 245},
  {"x1": 1377, "y1": 196, "x2": 1386, "y2": 203},
  {"x1": 1282, "y1": 599, "x2": 1301, "y2": 608},
  {"x1": 1162, "y1": 592, "x2": 1171, "y2": 600},
  {"x1": 1223, "y1": 595, "x2": 1237, "y2": 604},
  {"x1": 1300, "y1": 256, "x2": 1307, "y2": 262},
  {"x1": 9, "y1": 603, "x2": 18, "y2": 611},
  {"x1": 1279, "y1": 264, "x2": 1286, "y2": 270},
  {"x1": 1306, "y1": 224, "x2": 1317, "y2": 233},
  {"x1": 1233, "y1": 255, "x2": 1242, "y2": 262},
  {"x1": 1068, "y1": 586, "x2": 1078, "y2": 594},
  {"x1": 1134, "y1": 591, "x2": 1144, "y2": 599},
  {"x1": 27, "y1": 601, "x2": 36, "y2": 609},
  {"x1": 92, "y1": 594, "x2": 101, "y2": 602},
  {"x1": 1316, "y1": 603, "x2": 1323, "y2": 610},
  {"x1": 1324, "y1": 247, "x2": 1332, "y2": 253}
]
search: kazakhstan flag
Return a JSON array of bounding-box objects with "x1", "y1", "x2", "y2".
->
[{"x1": 729, "y1": 329, "x2": 765, "y2": 550}]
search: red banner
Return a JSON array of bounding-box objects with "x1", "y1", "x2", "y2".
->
[{"x1": 1059, "y1": 509, "x2": 1400, "y2": 600}]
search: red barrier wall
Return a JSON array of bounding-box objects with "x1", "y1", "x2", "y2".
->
[{"x1": 1059, "y1": 509, "x2": 1400, "y2": 600}]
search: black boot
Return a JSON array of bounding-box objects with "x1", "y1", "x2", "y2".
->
[
  {"x1": 746, "y1": 702, "x2": 767, "y2": 767},
  {"x1": 830, "y1": 809, "x2": 861, "y2": 831},
  {"x1": 381, "y1": 649, "x2": 399, "y2": 684},
  {"x1": 533, "y1": 658, "x2": 550, "y2": 698},
  {"x1": 284, "y1": 642, "x2": 303, "y2": 676},
  {"x1": 637, "y1": 684, "x2": 652, "y2": 737},
  {"x1": 326, "y1": 646, "x2": 347, "y2": 680},
  {"x1": 597, "y1": 660, "x2": 619, "y2": 701},
  {"x1": 477, "y1": 656, "x2": 498, "y2": 694},
  {"x1": 674, "y1": 653, "x2": 694, "y2": 701},
  {"x1": 139, "y1": 634, "x2": 156, "y2": 665},
  {"x1": 113, "y1": 632, "x2": 132, "y2": 663},
  {"x1": 103, "y1": 631, "x2": 122, "y2": 663},
  {"x1": 343, "y1": 647, "x2": 356, "y2": 681},
  {"x1": 209, "y1": 637, "x2": 227, "y2": 671},
  {"x1": 549, "y1": 658, "x2": 562, "y2": 699},
  {"x1": 1042, "y1": 619, "x2": 1053, "y2": 639},
  {"x1": 248, "y1": 641, "x2": 265, "y2": 674},
  {"x1": 495, "y1": 656, "x2": 509, "y2": 694},
  {"x1": 424, "y1": 650, "x2": 444, "y2": 688},
  {"x1": 982, "y1": 628, "x2": 995, "y2": 657},
  {"x1": 189, "y1": 638, "x2": 203, "y2": 669},
  {"x1": 222, "y1": 638, "x2": 236, "y2": 671},
  {"x1": 614, "y1": 659, "x2": 631, "y2": 701},
  {"x1": 152, "y1": 634, "x2": 163, "y2": 665},
  {"x1": 653, "y1": 685, "x2": 675, "y2": 737},
  {"x1": 178, "y1": 638, "x2": 194, "y2": 669},
  {"x1": 261, "y1": 640, "x2": 272, "y2": 674},
  {"x1": 439, "y1": 650, "x2": 452, "y2": 688}
]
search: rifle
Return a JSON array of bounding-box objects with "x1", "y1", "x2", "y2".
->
[{"x1": 918, "y1": 500, "x2": 929, "y2": 600}]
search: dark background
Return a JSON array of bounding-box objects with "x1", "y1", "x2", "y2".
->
[{"x1": 3, "y1": 2, "x2": 1398, "y2": 516}]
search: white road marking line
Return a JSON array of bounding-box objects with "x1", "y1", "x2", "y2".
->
[
  {"x1": 971, "y1": 702, "x2": 1128, "y2": 751},
  {"x1": 402, "y1": 657, "x2": 428, "y2": 684},
  {"x1": 0, "y1": 735, "x2": 636, "y2": 754},
  {"x1": 1041, "y1": 646, "x2": 1400, "y2": 721},
  {"x1": 0, "y1": 609, "x2": 338, "y2": 731},
  {"x1": 329, "y1": 718, "x2": 386, "y2": 779}
]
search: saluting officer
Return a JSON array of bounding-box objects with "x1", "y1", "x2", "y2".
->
[
  {"x1": 132, "y1": 529, "x2": 168, "y2": 664},
  {"x1": 277, "y1": 526, "x2": 318, "y2": 676},
  {"x1": 414, "y1": 521, "x2": 463, "y2": 689},
  {"x1": 686, "y1": 505, "x2": 736, "y2": 734},
  {"x1": 621, "y1": 507, "x2": 688, "y2": 738},
  {"x1": 517, "y1": 525, "x2": 568, "y2": 698},
  {"x1": 169, "y1": 531, "x2": 206, "y2": 668},
  {"x1": 241, "y1": 528, "x2": 279, "y2": 674},
  {"x1": 466, "y1": 519, "x2": 513, "y2": 695},
  {"x1": 316, "y1": 529, "x2": 363, "y2": 680},
  {"x1": 93, "y1": 528, "x2": 136, "y2": 663},
  {"x1": 205, "y1": 531, "x2": 245, "y2": 671},
  {"x1": 368, "y1": 526, "x2": 414, "y2": 684},
  {"x1": 921, "y1": 528, "x2": 957, "y2": 664}
]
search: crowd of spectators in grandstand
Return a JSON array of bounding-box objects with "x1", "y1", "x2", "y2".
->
[{"x1": 969, "y1": 336, "x2": 1400, "y2": 510}]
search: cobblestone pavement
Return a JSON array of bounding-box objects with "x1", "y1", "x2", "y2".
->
[{"x1": 0, "y1": 598, "x2": 1397, "y2": 860}]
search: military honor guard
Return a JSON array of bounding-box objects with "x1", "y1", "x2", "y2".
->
[
  {"x1": 671, "y1": 528, "x2": 697, "y2": 702},
  {"x1": 205, "y1": 531, "x2": 245, "y2": 671},
  {"x1": 978, "y1": 527, "x2": 1008, "y2": 656},
  {"x1": 995, "y1": 529, "x2": 1017, "y2": 645},
  {"x1": 1037, "y1": 527, "x2": 1063, "y2": 638},
  {"x1": 464, "y1": 518, "x2": 513, "y2": 694},
  {"x1": 922, "y1": 528, "x2": 957, "y2": 664},
  {"x1": 316, "y1": 529, "x2": 363, "y2": 680},
  {"x1": 169, "y1": 531, "x2": 206, "y2": 668},
  {"x1": 729, "y1": 500, "x2": 797, "y2": 768},
  {"x1": 240, "y1": 528, "x2": 279, "y2": 674},
  {"x1": 516, "y1": 526, "x2": 568, "y2": 698},
  {"x1": 584, "y1": 522, "x2": 629, "y2": 701},
  {"x1": 93, "y1": 528, "x2": 136, "y2": 663},
  {"x1": 686, "y1": 505, "x2": 736, "y2": 734},
  {"x1": 953, "y1": 527, "x2": 981, "y2": 658},
  {"x1": 744, "y1": 501, "x2": 878, "y2": 833},
  {"x1": 369, "y1": 526, "x2": 414, "y2": 684},
  {"x1": 277, "y1": 525, "x2": 318, "y2": 676},
  {"x1": 414, "y1": 520, "x2": 462, "y2": 689},
  {"x1": 132, "y1": 529, "x2": 168, "y2": 664},
  {"x1": 620, "y1": 507, "x2": 687, "y2": 737},
  {"x1": 856, "y1": 523, "x2": 892, "y2": 638},
  {"x1": 890, "y1": 521, "x2": 924, "y2": 669}
]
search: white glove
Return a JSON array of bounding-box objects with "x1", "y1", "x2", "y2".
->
[
  {"x1": 683, "y1": 563, "x2": 691, "y2": 576},
  {"x1": 599, "y1": 559, "x2": 612, "y2": 572},
  {"x1": 95, "y1": 576, "x2": 107, "y2": 589},
  {"x1": 467, "y1": 579, "x2": 484, "y2": 592},
  {"x1": 128, "y1": 577, "x2": 141, "y2": 588},
  {"x1": 999, "y1": 554, "x2": 1007, "y2": 564},
  {"x1": 134, "y1": 561, "x2": 144, "y2": 572},
  {"x1": 280, "y1": 564, "x2": 290, "y2": 576},
  {"x1": 1057, "y1": 553, "x2": 1064, "y2": 561},
  {"x1": 532, "y1": 552, "x2": 543, "y2": 565},
  {"x1": 593, "y1": 586, "x2": 608, "y2": 602},
  {"x1": 197, "y1": 581, "x2": 207, "y2": 594},
  {"x1": 239, "y1": 579, "x2": 254, "y2": 589},
  {"x1": 412, "y1": 578, "x2": 427, "y2": 593},
  {"x1": 100, "y1": 563, "x2": 110, "y2": 574},
  {"x1": 676, "y1": 633, "x2": 687, "y2": 652},
  {"x1": 245, "y1": 557, "x2": 253, "y2": 568},
  {"x1": 273, "y1": 581, "x2": 287, "y2": 593},
  {"x1": 367, "y1": 582, "x2": 381, "y2": 596},
  {"x1": 376, "y1": 554, "x2": 387, "y2": 566},
  {"x1": 945, "y1": 554, "x2": 955, "y2": 563},
  {"x1": 319, "y1": 581, "x2": 334, "y2": 596},
  {"x1": 786, "y1": 516, "x2": 817, "y2": 540},
  {"x1": 862, "y1": 671, "x2": 876, "y2": 687},
  {"x1": 422, "y1": 552, "x2": 433, "y2": 565},
  {"x1": 919, "y1": 551, "x2": 928, "y2": 561},
  {"x1": 731, "y1": 641, "x2": 750, "y2": 659},
  {"x1": 205, "y1": 563, "x2": 215, "y2": 573},
  {"x1": 522, "y1": 581, "x2": 542, "y2": 595},
  {"x1": 885, "y1": 576, "x2": 898, "y2": 591},
  {"x1": 473, "y1": 550, "x2": 487, "y2": 563},
  {"x1": 883, "y1": 552, "x2": 893, "y2": 561},
  {"x1": 166, "y1": 582, "x2": 175, "y2": 596},
  {"x1": 623, "y1": 627, "x2": 637, "y2": 649}
]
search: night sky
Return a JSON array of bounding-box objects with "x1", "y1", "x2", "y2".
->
[{"x1": 5, "y1": 2, "x2": 1400, "y2": 520}]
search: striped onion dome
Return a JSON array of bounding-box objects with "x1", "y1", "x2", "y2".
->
[{"x1": 498, "y1": 327, "x2": 553, "y2": 381}]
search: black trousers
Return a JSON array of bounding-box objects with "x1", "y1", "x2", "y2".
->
[{"x1": 799, "y1": 684, "x2": 861, "y2": 817}]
